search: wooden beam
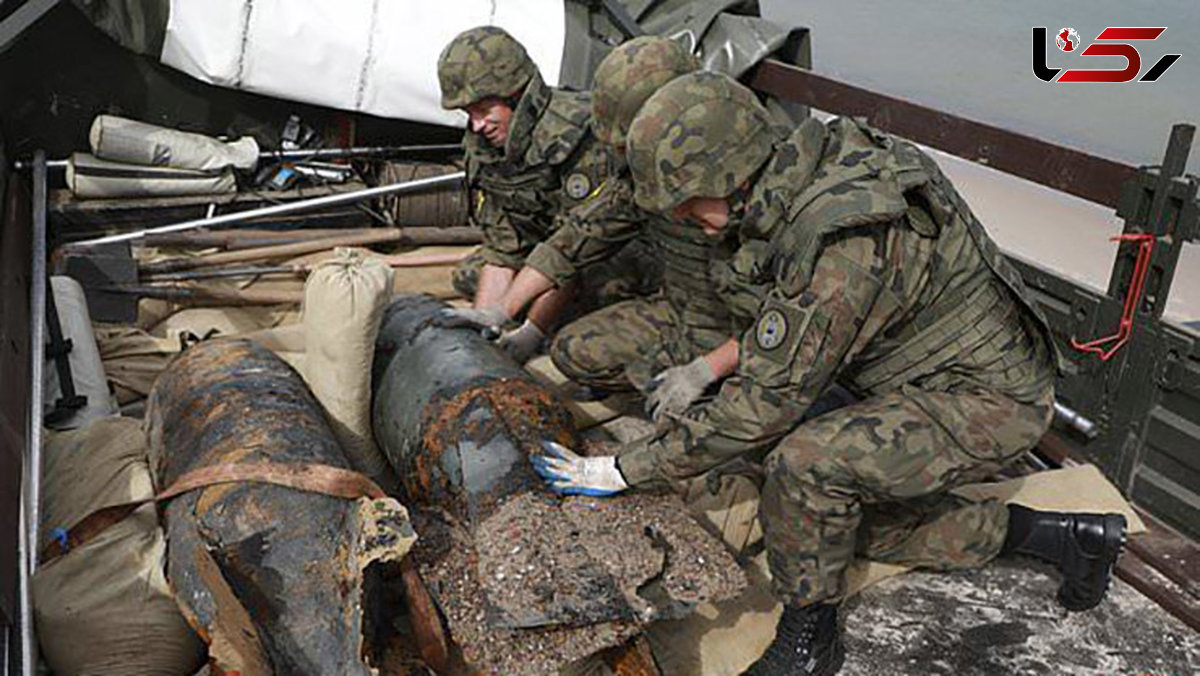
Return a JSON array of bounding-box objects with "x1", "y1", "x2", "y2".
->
[{"x1": 747, "y1": 60, "x2": 1138, "y2": 209}]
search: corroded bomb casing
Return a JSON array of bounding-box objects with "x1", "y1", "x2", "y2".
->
[
  {"x1": 371, "y1": 293, "x2": 577, "y2": 524},
  {"x1": 147, "y1": 338, "x2": 414, "y2": 676}
]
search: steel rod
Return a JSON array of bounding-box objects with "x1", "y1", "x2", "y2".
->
[
  {"x1": 1053, "y1": 400, "x2": 1099, "y2": 439},
  {"x1": 68, "y1": 171, "x2": 464, "y2": 248},
  {"x1": 13, "y1": 143, "x2": 463, "y2": 170},
  {"x1": 21, "y1": 149, "x2": 47, "y2": 676}
]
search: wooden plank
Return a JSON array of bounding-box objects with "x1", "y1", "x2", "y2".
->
[
  {"x1": 1126, "y1": 508, "x2": 1200, "y2": 599},
  {"x1": 747, "y1": 59, "x2": 1138, "y2": 209},
  {"x1": 1115, "y1": 549, "x2": 1200, "y2": 633}
]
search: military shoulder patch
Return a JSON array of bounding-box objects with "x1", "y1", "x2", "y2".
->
[
  {"x1": 753, "y1": 298, "x2": 812, "y2": 365},
  {"x1": 565, "y1": 172, "x2": 592, "y2": 200},
  {"x1": 756, "y1": 309, "x2": 788, "y2": 351}
]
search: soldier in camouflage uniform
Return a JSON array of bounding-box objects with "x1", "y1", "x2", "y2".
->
[
  {"x1": 530, "y1": 72, "x2": 1128, "y2": 676},
  {"x1": 436, "y1": 26, "x2": 656, "y2": 361},
  {"x1": 545, "y1": 37, "x2": 748, "y2": 419}
]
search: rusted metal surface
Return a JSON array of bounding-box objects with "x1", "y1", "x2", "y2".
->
[
  {"x1": 747, "y1": 59, "x2": 1138, "y2": 209},
  {"x1": 601, "y1": 635, "x2": 662, "y2": 676},
  {"x1": 372, "y1": 294, "x2": 578, "y2": 526},
  {"x1": 371, "y1": 295, "x2": 746, "y2": 675},
  {"x1": 147, "y1": 338, "x2": 415, "y2": 676}
]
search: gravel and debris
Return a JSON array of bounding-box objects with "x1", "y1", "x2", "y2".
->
[{"x1": 410, "y1": 483, "x2": 746, "y2": 676}]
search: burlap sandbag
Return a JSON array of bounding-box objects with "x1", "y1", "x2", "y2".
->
[
  {"x1": 302, "y1": 247, "x2": 395, "y2": 486},
  {"x1": 33, "y1": 417, "x2": 207, "y2": 676}
]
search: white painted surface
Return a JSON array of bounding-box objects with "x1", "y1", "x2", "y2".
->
[{"x1": 161, "y1": 0, "x2": 566, "y2": 128}]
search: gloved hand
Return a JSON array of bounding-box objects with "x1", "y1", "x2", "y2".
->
[
  {"x1": 434, "y1": 304, "x2": 511, "y2": 337},
  {"x1": 530, "y1": 441, "x2": 628, "y2": 497},
  {"x1": 645, "y1": 357, "x2": 717, "y2": 422},
  {"x1": 497, "y1": 319, "x2": 545, "y2": 363}
]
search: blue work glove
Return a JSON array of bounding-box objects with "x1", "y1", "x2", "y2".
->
[{"x1": 530, "y1": 441, "x2": 628, "y2": 497}]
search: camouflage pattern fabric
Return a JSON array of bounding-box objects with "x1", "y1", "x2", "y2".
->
[
  {"x1": 523, "y1": 164, "x2": 644, "y2": 287},
  {"x1": 438, "y1": 26, "x2": 537, "y2": 109},
  {"x1": 626, "y1": 71, "x2": 777, "y2": 212},
  {"x1": 592, "y1": 35, "x2": 698, "y2": 150},
  {"x1": 762, "y1": 387, "x2": 1052, "y2": 605},
  {"x1": 614, "y1": 116, "x2": 1057, "y2": 605},
  {"x1": 551, "y1": 298, "x2": 696, "y2": 392},
  {"x1": 462, "y1": 71, "x2": 610, "y2": 272},
  {"x1": 454, "y1": 240, "x2": 658, "y2": 320}
]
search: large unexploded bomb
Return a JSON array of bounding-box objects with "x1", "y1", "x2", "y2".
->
[
  {"x1": 371, "y1": 294, "x2": 745, "y2": 676},
  {"x1": 147, "y1": 338, "x2": 415, "y2": 676}
]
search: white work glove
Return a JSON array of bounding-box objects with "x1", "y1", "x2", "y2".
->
[
  {"x1": 497, "y1": 319, "x2": 545, "y2": 364},
  {"x1": 434, "y1": 304, "x2": 511, "y2": 337},
  {"x1": 531, "y1": 441, "x2": 628, "y2": 497},
  {"x1": 645, "y1": 357, "x2": 717, "y2": 422}
]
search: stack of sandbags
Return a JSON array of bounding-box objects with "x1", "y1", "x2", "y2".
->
[
  {"x1": 33, "y1": 416, "x2": 207, "y2": 676},
  {"x1": 302, "y1": 247, "x2": 396, "y2": 487}
]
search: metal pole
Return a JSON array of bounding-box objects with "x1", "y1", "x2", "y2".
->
[
  {"x1": 259, "y1": 144, "x2": 462, "y2": 161},
  {"x1": 12, "y1": 143, "x2": 463, "y2": 171},
  {"x1": 21, "y1": 149, "x2": 47, "y2": 676},
  {"x1": 17, "y1": 502, "x2": 33, "y2": 676},
  {"x1": 68, "y1": 171, "x2": 464, "y2": 248},
  {"x1": 1053, "y1": 400, "x2": 1099, "y2": 440}
]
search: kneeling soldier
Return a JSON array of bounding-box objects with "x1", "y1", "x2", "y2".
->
[
  {"x1": 531, "y1": 72, "x2": 1128, "y2": 676},
  {"x1": 437, "y1": 26, "x2": 655, "y2": 361}
]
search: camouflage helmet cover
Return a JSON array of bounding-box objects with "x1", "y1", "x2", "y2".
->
[
  {"x1": 626, "y1": 71, "x2": 776, "y2": 212},
  {"x1": 438, "y1": 26, "x2": 538, "y2": 109},
  {"x1": 592, "y1": 36, "x2": 698, "y2": 150}
]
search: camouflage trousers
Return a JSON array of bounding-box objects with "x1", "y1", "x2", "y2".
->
[
  {"x1": 451, "y1": 240, "x2": 662, "y2": 315},
  {"x1": 762, "y1": 386, "x2": 1054, "y2": 606},
  {"x1": 549, "y1": 297, "x2": 732, "y2": 392}
]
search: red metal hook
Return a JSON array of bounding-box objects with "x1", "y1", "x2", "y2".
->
[{"x1": 1070, "y1": 233, "x2": 1157, "y2": 361}]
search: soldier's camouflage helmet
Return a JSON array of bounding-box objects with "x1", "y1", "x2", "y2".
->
[
  {"x1": 627, "y1": 71, "x2": 776, "y2": 212},
  {"x1": 438, "y1": 26, "x2": 537, "y2": 110},
  {"x1": 592, "y1": 36, "x2": 698, "y2": 150}
]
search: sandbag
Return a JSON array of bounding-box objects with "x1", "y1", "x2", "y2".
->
[
  {"x1": 96, "y1": 307, "x2": 301, "y2": 404},
  {"x1": 67, "y1": 153, "x2": 236, "y2": 199},
  {"x1": 33, "y1": 417, "x2": 207, "y2": 676},
  {"x1": 90, "y1": 114, "x2": 259, "y2": 171},
  {"x1": 303, "y1": 247, "x2": 395, "y2": 487},
  {"x1": 43, "y1": 276, "x2": 118, "y2": 429}
]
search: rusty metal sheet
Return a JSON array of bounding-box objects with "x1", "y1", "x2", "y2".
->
[
  {"x1": 147, "y1": 338, "x2": 416, "y2": 676},
  {"x1": 747, "y1": 59, "x2": 1138, "y2": 209}
]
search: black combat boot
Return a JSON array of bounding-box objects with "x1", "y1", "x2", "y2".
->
[
  {"x1": 1001, "y1": 504, "x2": 1128, "y2": 611},
  {"x1": 741, "y1": 603, "x2": 844, "y2": 676}
]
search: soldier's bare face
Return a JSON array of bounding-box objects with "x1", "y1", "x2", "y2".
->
[
  {"x1": 672, "y1": 196, "x2": 730, "y2": 236},
  {"x1": 466, "y1": 97, "x2": 515, "y2": 148}
]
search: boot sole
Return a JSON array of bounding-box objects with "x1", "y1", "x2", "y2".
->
[
  {"x1": 1058, "y1": 514, "x2": 1127, "y2": 612},
  {"x1": 813, "y1": 639, "x2": 846, "y2": 676}
]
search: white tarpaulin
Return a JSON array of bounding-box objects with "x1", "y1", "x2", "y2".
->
[{"x1": 160, "y1": 0, "x2": 566, "y2": 128}]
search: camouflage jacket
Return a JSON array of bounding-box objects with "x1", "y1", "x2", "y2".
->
[
  {"x1": 618, "y1": 117, "x2": 1059, "y2": 489},
  {"x1": 524, "y1": 160, "x2": 644, "y2": 286},
  {"x1": 465, "y1": 72, "x2": 611, "y2": 270}
]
